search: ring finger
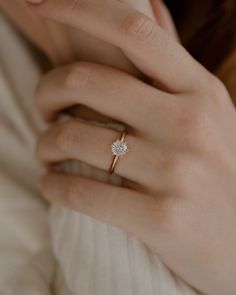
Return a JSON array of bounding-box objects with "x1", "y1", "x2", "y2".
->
[{"x1": 37, "y1": 118, "x2": 159, "y2": 188}]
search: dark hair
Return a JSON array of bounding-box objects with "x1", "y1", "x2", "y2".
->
[{"x1": 165, "y1": 0, "x2": 236, "y2": 72}]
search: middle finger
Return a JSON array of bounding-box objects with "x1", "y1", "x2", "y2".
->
[{"x1": 36, "y1": 62, "x2": 174, "y2": 133}]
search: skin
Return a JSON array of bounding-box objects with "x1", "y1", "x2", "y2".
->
[
  {"x1": 20, "y1": 0, "x2": 236, "y2": 294},
  {"x1": 0, "y1": 0, "x2": 177, "y2": 67}
]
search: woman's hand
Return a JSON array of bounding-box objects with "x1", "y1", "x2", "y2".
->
[{"x1": 28, "y1": 1, "x2": 236, "y2": 294}]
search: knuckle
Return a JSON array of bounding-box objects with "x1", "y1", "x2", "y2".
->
[
  {"x1": 55, "y1": 121, "x2": 80, "y2": 153},
  {"x1": 121, "y1": 11, "x2": 156, "y2": 42},
  {"x1": 65, "y1": 62, "x2": 92, "y2": 89},
  {"x1": 176, "y1": 103, "x2": 212, "y2": 153}
]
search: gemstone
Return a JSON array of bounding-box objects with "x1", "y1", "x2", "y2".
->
[{"x1": 111, "y1": 139, "x2": 128, "y2": 157}]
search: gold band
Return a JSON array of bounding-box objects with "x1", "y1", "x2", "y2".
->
[{"x1": 109, "y1": 130, "x2": 127, "y2": 175}]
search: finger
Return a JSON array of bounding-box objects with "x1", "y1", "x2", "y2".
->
[
  {"x1": 37, "y1": 119, "x2": 159, "y2": 187},
  {"x1": 35, "y1": 62, "x2": 172, "y2": 130},
  {"x1": 40, "y1": 172, "x2": 158, "y2": 235},
  {"x1": 27, "y1": 0, "x2": 209, "y2": 93},
  {"x1": 151, "y1": 0, "x2": 179, "y2": 41}
]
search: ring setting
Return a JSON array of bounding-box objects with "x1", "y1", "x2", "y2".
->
[
  {"x1": 111, "y1": 138, "x2": 128, "y2": 157},
  {"x1": 109, "y1": 130, "x2": 129, "y2": 174}
]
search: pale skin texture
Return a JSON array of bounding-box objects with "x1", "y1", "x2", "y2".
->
[{"x1": 21, "y1": 0, "x2": 236, "y2": 294}]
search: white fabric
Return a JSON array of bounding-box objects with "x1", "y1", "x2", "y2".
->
[{"x1": 0, "y1": 13, "x2": 198, "y2": 295}]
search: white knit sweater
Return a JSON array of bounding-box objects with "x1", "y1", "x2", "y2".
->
[{"x1": 0, "y1": 13, "x2": 198, "y2": 295}]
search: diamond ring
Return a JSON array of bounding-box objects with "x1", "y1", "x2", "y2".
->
[{"x1": 109, "y1": 130, "x2": 129, "y2": 174}]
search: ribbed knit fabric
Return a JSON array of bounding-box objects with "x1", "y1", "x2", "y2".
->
[
  {"x1": 50, "y1": 208, "x2": 198, "y2": 295},
  {"x1": 0, "y1": 13, "x2": 198, "y2": 295}
]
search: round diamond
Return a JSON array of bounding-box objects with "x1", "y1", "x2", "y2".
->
[{"x1": 111, "y1": 139, "x2": 128, "y2": 157}]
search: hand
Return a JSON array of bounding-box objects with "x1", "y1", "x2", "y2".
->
[
  {"x1": 64, "y1": 0, "x2": 179, "y2": 76},
  {"x1": 29, "y1": 1, "x2": 236, "y2": 294}
]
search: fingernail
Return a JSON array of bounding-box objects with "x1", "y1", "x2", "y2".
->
[{"x1": 26, "y1": 0, "x2": 43, "y2": 4}]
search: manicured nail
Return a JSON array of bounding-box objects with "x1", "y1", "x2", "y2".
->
[{"x1": 26, "y1": 0, "x2": 43, "y2": 4}]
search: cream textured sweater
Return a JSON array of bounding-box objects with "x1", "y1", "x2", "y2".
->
[{"x1": 0, "y1": 13, "x2": 198, "y2": 295}]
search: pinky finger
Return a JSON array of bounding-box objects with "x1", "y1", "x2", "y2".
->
[{"x1": 40, "y1": 172, "x2": 158, "y2": 235}]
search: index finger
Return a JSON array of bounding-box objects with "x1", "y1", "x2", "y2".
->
[{"x1": 26, "y1": 0, "x2": 210, "y2": 93}]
